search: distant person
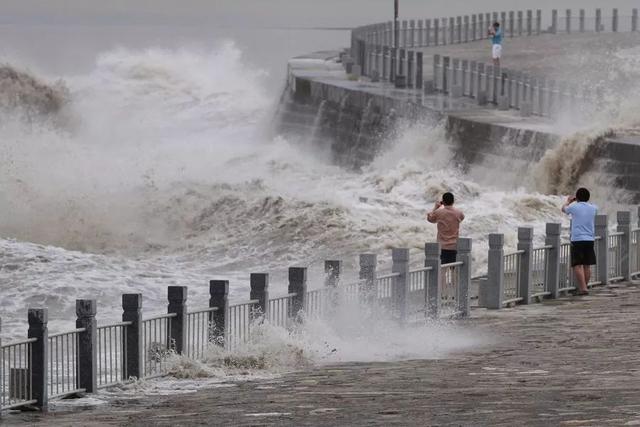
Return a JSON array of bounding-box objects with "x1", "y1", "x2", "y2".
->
[
  {"x1": 488, "y1": 22, "x2": 503, "y2": 67},
  {"x1": 562, "y1": 187, "x2": 598, "y2": 296},
  {"x1": 427, "y1": 192, "x2": 465, "y2": 264}
]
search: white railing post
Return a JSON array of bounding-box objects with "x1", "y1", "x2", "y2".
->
[
  {"x1": 633, "y1": 9, "x2": 638, "y2": 32},
  {"x1": 536, "y1": 9, "x2": 542, "y2": 35},
  {"x1": 457, "y1": 238, "x2": 473, "y2": 318},
  {"x1": 484, "y1": 234, "x2": 505, "y2": 309},
  {"x1": 545, "y1": 223, "x2": 562, "y2": 299},
  {"x1": 580, "y1": 9, "x2": 585, "y2": 32},
  {"x1": 596, "y1": 9, "x2": 602, "y2": 32},
  {"x1": 617, "y1": 211, "x2": 632, "y2": 281},
  {"x1": 595, "y1": 214, "x2": 609, "y2": 284},
  {"x1": 566, "y1": 9, "x2": 572, "y2": 33},
  {"x1": 527, "y1": 9, "x2": 533, "y2": 35},
  {"x1": 424, "y1": 243, "x2": 442, "y2": 319},
  {"x1": 551, "y1": 9, "x2": 558, "y2": 33},
  {"x1": 392, "y1": 248, "x2": 410, "y2": 324},
  {"x1": 613, "y1": 8, "x2": 619, "y2": 32}
]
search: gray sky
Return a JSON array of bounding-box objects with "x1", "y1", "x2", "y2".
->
[{"x1": 3, "y1": 0, "x2": 639, "y2": 28}]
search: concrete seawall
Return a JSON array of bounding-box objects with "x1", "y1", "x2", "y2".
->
[{"x1": 278, "y1": 46, "x2": 640, "y2": 201}]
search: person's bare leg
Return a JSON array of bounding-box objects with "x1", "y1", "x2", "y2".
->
[
  {"x1": 584, "y1": 265, "x2": 591, "y2": 288},
  {"x1": 573, "y1": 265, "x2": 588, "y2": 292}
]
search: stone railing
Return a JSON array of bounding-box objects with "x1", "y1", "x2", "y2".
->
[
  {"x1": 2, "y1": 207, "x2": 639, "y2": 413},
  {"x1": 432, "y1": 54, "x2": 600, "y2": 117},
  {"x1": 345, "y1": 8, "x2": 639, "y2": 90}
]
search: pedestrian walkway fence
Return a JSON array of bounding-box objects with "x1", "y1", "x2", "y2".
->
[
  {"x1": 345, "y1": 8, "x2": 638, "y2": 93},
  {"x1": 0, "y1": 239, "x2": 471, "y2": 414},
  {"x1": 2, "y1": 210, "x2": 639, "y2": 414}
]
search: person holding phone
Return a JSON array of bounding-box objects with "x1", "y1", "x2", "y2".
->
[
  {"x1": 562, "y1": 187, "x2": 598, "y2": 296},
  {"x1": 427, "y1": 192, "x2": 465, "y2": 264}
]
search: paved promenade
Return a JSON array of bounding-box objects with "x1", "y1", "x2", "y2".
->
[{"x1": 5, "y1": 280, "x2": 640, "y2": 426}]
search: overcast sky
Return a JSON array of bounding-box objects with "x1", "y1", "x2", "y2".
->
[{"x1": 3, "y1": 0, "x2": 639, "y2": 28}]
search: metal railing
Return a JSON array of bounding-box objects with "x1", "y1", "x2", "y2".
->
[
  {"x1": 407, "y1": 266, "x2": 432, "y2": 321},
  {"x1": 48, "y1": 329, "x2": 84, "y2": 399},
  {"x1": 503, "y1": 251, "x2": 524, "y2": 304},
  {"x1": 531, "y1": 246, "x2": 551, "y2": 298},
  {"x1": 141, "y1": 313, "x2": 176, "y2": 379},
  {"x1": 305, "y1": 288, "x2": 330, "y2": 318},
  {"x1": 1, "y1": 338, "x2": 36, "y2": 411},
  {"x1": 632, "y1": 229, "x2": 640, "y2": 278},
  {"x1": 267, "y1": 294, "x2": 295, "y2": 328},
  {"x1": 97, "y1": 322, "x2": 130, "y2": 388},
  {"x1": 226, "y1": 300, "x2": 258, "y2": 352},
  {"x1": 440, "y1": 262, "x2": 463, "y2": 315},
  {"x1": 185, "y1": 308, "x2": 218, "y2": 360},
  {"x1": 609, "y1": 232, "x2": 625, "y2": 281},
  {"x1": 375, "y1": 272, "x2": 400, "y2": 312}
]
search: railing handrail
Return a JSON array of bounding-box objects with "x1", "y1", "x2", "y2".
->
[
  {"x1": 610, "y1": 231, "x2": 625, "y2": 237},
  {"x1": 441, "y1": 261, "x2": 464, "y2": 268},
  {"x1": 186, "y1": 307, "x2": 219, "y2": 316},
  {"x1": 49, "y1": 328, "x2": 86, "y2": 339},
  {"x1": 229, "y1": 299, "x2": 260, "y2": 308},
  {"x1": 534, "y1": 245, "x2": 553, "y2": 250},
  {"x1": 0, "y1": 337, "x2": 38, "y2": 348},
  {"x1": 142, "y1": 312, "x2": 178, "y2": 322},
  {"x1": 97, "y1": 321, "x2": 133, "y2": 329},
  {"x1": 506, "y1": 249, "x2": 526, "y2": 256},
  {"x1": 409, "y1": 266, "x2": 434, "y2": 274},
  {"x1": 377, "y1": 272, "x2": 402, "y2": 280}
]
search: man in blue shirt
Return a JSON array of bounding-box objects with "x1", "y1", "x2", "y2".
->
[
  {"x1": 562, "y1": 187, "x2": 598, "y2": 296},
  {"x1": 488, "y1": 22, "x2": 503, "y2": 67}
]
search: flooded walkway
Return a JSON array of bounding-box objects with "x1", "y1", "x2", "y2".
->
[{"x1": 6, "y1": 280, "x2": 640, "y2": 426}]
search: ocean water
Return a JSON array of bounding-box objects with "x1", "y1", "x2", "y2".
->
[{"x1": 0, "y1": 3, "x2": 639, "y2": 368}]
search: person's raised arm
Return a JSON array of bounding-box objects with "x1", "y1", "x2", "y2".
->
[
  {"x1": 561, "y1": 195, "x2": 576, "y2": 214},
  {"x1": 427, "y1": 201, "x2": 442, "y2": 223}
]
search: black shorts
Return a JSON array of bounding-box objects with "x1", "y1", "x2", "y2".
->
[
  {"x1": 441, "y1": 250, "x2": 457, "y2": 265},
  {"x1": 570, "y1": 241, "x2": 596, "y2": 267}
]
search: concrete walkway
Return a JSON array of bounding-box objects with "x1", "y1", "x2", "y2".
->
[{"x1": 6, "y1": 281, "x2": 640, "y2": 426}]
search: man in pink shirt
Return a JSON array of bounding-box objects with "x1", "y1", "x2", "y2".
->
[{"x1": 427, "y1": 192, "x2": 465, "y2": 264}]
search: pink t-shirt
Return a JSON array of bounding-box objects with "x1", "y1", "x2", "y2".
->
[{"x1": 427, "y1": 206, "x2": 465, "y2": 250}]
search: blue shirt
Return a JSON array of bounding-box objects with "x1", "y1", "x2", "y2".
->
[
  {"x1": 565, "y1": 202, "x2": 598, "y2": 242},
  {"x1": 492, "y1": 28, "x2": 503, "y2": 45}
]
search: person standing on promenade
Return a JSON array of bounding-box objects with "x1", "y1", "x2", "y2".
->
[
  {"x1": 562, "y1": 187, "x2": 598, "y2": 296},
  {"x1": 488, "y1": 22, "x2": 503, "y2": 67},
  {"x1": 427, "y1": 192, "x2": 465, "y2": 264}
]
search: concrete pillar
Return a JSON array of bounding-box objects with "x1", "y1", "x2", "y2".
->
[
  {"x1": 288, "y1": 267, "x2": 307, "y2": 319},
  {"x1": 508, "y1": 11, "x2": 515, "y2": 37},
  {"x1": 633, "y1": 9, "x2": 638, "y2": 32},
  {"x1": 461, "y1": 60, "x2": 469, "y2": 96},
  {"x1": 501, "y1": 12, "x2": 507, "y2": 30},
  {"x1": 392, "y1": 248, "x2": 410, "y2": 324},
  {"x1": 324, "y1": 260, "x2": 342, "y2": 288},
  {"x1": 464, "y1": 15, "x2": 470, "y2": 42},
  {"x1": 433, "y1": 54, "x2": 441, "y2": 91},
  {"x1": 402, "y1": 20, "x2": 408, "y2": 47},
  {"x1": 443, "y1": 56, "x2": 450, "y2": 93},
  {"x1": 545, "y1": 223, "x2": 562, "y2": 299},
  {"x1": 617, "y1": 211, "x2": 632, "y2": 281},
  {"x1": 390, "y1": 47, "x2": 396, "y2": 82},
  {"x1": 456, "y1": 16, "x2": 462, "y2": 43},
  {"x1": 595, "y1": 214, "x2": 609, "y2": 285},
  {"x1": 613, "y1": 9, "x2": 619, "y2": 32},
  {"x1": 76, "y1": 299, "x2": 97, "y2": 393},
  {"x1": 536, "y1": 10, "x2": 542, "y2": 35},
  {"x1": 450, "y1": 58, "x2": 461, "y2": 97},
  {"x1": 449, "y1": 17, "x2": 455, "y2": 44},
  {"x1": 477, "y1": 63, "x2": 487, "y2": 105},
  {"x1": 250, "y1": 273, "x2": 269, "y2": 319},
  {"x1": 566, "y1": 9, "x2": 572, "y2": 33},
  {"x1": 417, "y1": 20, "x2": 424, "y2": 47},
  {"x1": 518, "y1": 10, "x2": 523, "y2": 36},
  {"x1": 486, "y1": 65, "x2": 495, "y2": 103},
  {"x1": 517, "y1": 227, "x2": 534, "y2": 305},
  {"x1": 28, "y1": 309, "x2": 48, "y2": 410},
  {"x1": 472, "y1": 15, "x2": 477, "y2": 41},
  {"x1": 407, "y1": 50, "x2": 415, "y2": 88},
  {"x1": 469, "y1": 61, "x2": 477, "y2": 97},
  {"x1": 122, "y1": 294, "x2": 143, "y2": 379},
  {"x1": 485, "y1": 234, "x2": 505, "y2": 309},
  {"x1": 478, "y1": 14, "x2": 484, "y2": 40},
  {"x1": 527, "y1": 10, "x2": 533, "y2": 35},
  {"x1": 426, "y1": 19, "x2": 432, "y2": 45},
  {"x1": 409, "y1": 20, "x2": 415, "y2": 47},
  {"x1": 457, "y1": 238, "x2": 472, "y2": 318},
  {"x1": 425, "y1": 243, "x2": 442, "y2": 319},
  {"x1": 538, "y1": 78, "x2": 547, "y2": 116},
  {"x1": 493, "y1": 11, "x2": 499, "y2": 25},
  {"x1": 209, "y1": 280, "x2": 228, "y2": 344},
  {"x1": 551, "y1": 9, "x2": 558, "y2": 34},
  {"x1": 596, "y1": 9, "x2": 602, "y2": 32},
  {"x1": 416, "y1": 51, "x2": 424, "y2": 90},
  {"x1": 434, "y1": 19, "x2": 440, "y2": 45},
  {"x1": 580, "y1": 9, "x2": 586, "y2": 32},
  {"x1": 359, "y1": 254, "x2": 377, "y2": 305},
  {"x1": 167, "y1": 286, "x2": 187, "y2": 354}
]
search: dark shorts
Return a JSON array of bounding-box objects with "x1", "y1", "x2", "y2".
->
[
  {"x1": 570, "y1": 241, "x2": 596, "y2": 267},
  {"x1": 441, "y1": 250, "x2": 457, "y2": 265}
]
